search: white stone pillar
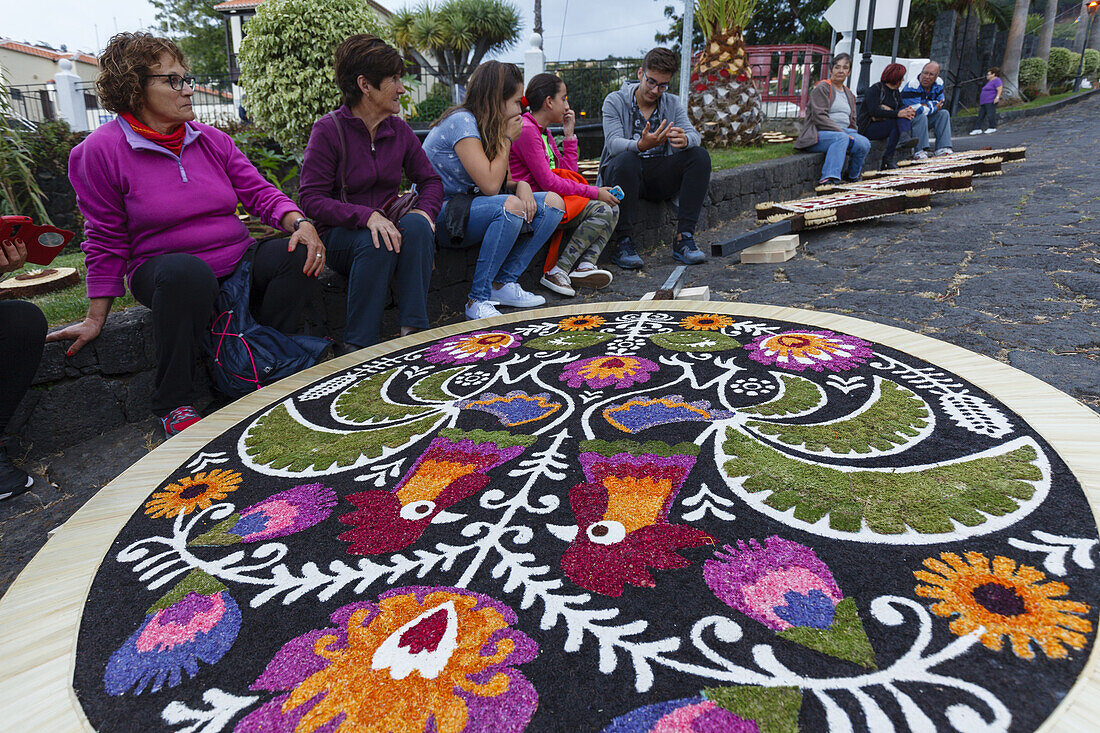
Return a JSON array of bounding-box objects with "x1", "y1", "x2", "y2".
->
[
  {"x1": 524, "y1": 32, "x2": 545, "y2": 88},
  {"x1": 54, "y1": 58, "x2": 89, "y2": 132}
]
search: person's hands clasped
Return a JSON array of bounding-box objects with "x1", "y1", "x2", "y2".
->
[
  {"x1": 899, "y1": 106, "x2": 916, "y2": 120},
  {"x1": 289, "y1": 220, "x2": 326, "y2": 276},
  {"x1": 0, "y1": 238, "x2": 29, "y2": 274},
  {"x1": 638, "y1": 119, "x2": 671, "y2": 152},
  {"x1": 411, "y1": 208, "x2": 435, "y2": 233},
  {"x1": 515, "y1": 181, "x2": 537, "y2": 223},
  {"x1": 597, "y1": 187, "x2": 621, "y2": 206},
  {"x1": 667, "y1": 126, "x2": 689, "y2": 149},
  {"x1": 366, "y1": 210, "x2": 403, "y2": 253}
]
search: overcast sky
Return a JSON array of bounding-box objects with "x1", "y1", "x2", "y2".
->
[{"x1": 1, "y1": 0, "x2": 679, "y2": 61}]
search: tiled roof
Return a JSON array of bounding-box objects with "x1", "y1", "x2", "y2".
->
[{"x1": 0, "y1": 40, "x2": 97, "y2": 66}]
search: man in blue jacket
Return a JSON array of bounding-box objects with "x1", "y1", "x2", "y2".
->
[
  {"x1": 599, "y1": 47, "x2": 711, "y2": 269},
  {"x1": 900, "y1": 61, "x2": 953, "y2": 159}
]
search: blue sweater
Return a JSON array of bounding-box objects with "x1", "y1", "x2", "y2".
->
[{"x1": 900, "y1": 78, "x2": 945, "y2": 116}]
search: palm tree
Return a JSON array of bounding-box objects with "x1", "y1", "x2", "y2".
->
[
  {"x1": 1036, "y1": 0, "x2": 1059, "y2": 93},
  {"x1": 389, "y1": 0, "x2": 522, "y2": 103},
  {"x1": 687, "y1": 0, "x2": 763, "y2": 147},
  {"x1": 1000, "y1": 0, "x2": 1032, "y2": 101}
]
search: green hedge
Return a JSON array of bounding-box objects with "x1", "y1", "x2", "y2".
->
[
  {"x1": 1084, "y1": 48, "x2": 1100, "y2": 79},
  {"x1": 1018, "y1": 57, "x2": 1047, "y2": 96},
  {"x1": 1047, "y1": 47, "x2": 1077, "y2": 88}
]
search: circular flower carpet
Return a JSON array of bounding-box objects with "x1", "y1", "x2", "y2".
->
[{"x1": 3, "y1": 304, "x2": 1100, "y2": 732}]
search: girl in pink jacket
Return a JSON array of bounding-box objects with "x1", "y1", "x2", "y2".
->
[{"x1": 509, "y1": 73, "x2": 618, "y2": 297}]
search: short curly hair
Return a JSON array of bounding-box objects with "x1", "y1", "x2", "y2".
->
[{"x1": 96, "y1": 32, "x2": 188, "y2": 114}]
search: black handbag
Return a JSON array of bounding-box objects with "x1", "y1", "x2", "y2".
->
[{"x1": 328, "y1": 111, "x2": 419, "y2": 221}]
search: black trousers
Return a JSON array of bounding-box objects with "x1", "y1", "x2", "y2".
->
[
  {"x1": 0, "y1": 301, "x2": 47, "y2": 434},
  {"x1": 600, "y1": 146, "x2": 712, "y2": 241},
  {"x1": 975, "y1": 102, "x2": 998, "y2": 130},
  {"x1": 130, "y1": 239, "x2": 313, "y2": 416}
]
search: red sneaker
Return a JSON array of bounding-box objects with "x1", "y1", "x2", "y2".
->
[{"x1": 161, "y1": 405, "x2": 201, "y2": 438}]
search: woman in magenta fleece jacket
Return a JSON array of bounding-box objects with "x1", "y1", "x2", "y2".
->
[
  {"x1": 47, "y1": 33, "x2": 325, "y2": 437},
  {"x1": 509, "y1": 73, "x2": 618, "y2": 297}
]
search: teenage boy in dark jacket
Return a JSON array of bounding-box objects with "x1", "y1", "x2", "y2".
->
[{"x1": 598, "y1": 47, "x2": 711, "y2": 269}]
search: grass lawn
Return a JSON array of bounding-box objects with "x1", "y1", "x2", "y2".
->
[
  {"x1": 956, "y1": 89, "x2": 1091, "y2": 117},
  {"x1": 5, "y1": 251, "x2": 139, "y2": 327},
  {"x1": 709, "y1": 143, "x2": 796, "y2": 171}
]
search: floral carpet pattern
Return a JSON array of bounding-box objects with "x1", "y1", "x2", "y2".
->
[{"x1": 74, "y1": 310, "x2": 1100, "y2": 732}]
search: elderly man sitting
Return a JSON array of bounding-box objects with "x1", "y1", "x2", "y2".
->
[{"x1": 900, "y1": 61, "x2": 953, "y2": 160}]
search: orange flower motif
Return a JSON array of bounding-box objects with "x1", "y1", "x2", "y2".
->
[
  {"x1": 914, "y1": 550, "x2": 1092, "y2": 660},
  {"x1": 558, "y1": 315, "x2": 605, "y2": 331},
  {"x1": 680, "y1": 314, "x2": 733, "y2": 331},
  {"x1": 144, "y1": 469, "x2": 242, "y2": 519},
  {"x1": 237, "y1": 587, "x2": 538, "y2": 733}
]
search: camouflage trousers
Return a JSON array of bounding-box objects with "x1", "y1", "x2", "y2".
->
[{"x1": 555, "y1": 200, "x2": 619, "y2": 271}]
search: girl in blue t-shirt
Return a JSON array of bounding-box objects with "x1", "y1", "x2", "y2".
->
[{"x1": 423, "y1": 61, "x2": 564, "y2": 321}]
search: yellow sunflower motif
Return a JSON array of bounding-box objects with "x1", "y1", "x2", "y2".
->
[
  {"x1": 914, "y1": 550, "x2": 1092, "y2": 659},
  {"x1": 558, "y1": 315, "x2": 605, "y2": 331},
  {"x1": 680, "y1": 314, "x2": 734, "y2": 331},
  {"x1": 450, "y1": 333, "x2": 515, "y2": 358},
  {"x1": 144, "y1": 469, "x2": 243, "y2": 519}
]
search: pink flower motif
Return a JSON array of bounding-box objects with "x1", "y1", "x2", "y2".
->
[
  {"x1": 424, "y1": 331, "x2": 521, "y2": 365},
  {"x1": 560, "y1": 355, "x2": 660, "y2": 389},
  {"x1": 744, "y1": 330, "x2": 873, "y2": 372}
]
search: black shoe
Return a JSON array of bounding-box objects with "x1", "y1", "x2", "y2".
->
[
  {"x1": 841, "y1": 174, "x2": 862, "y2": 183},
  {"x1": 0, "y1": 448, "x2": 33, "y2": 502},
  {"x1": 673, "y1": 233, "x2": 706, "y2": 264},
  {"x1": 881, "y1": 156, "x2": 899, "y2": 170},
  {"x1": 611, "y1": 238, "x2": 644, "y2": 269}
]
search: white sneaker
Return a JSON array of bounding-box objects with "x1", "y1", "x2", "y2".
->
[
  {"x1": 969, "y1": 129, "x2": 983, "y2": 135},
  {"x1": 465, "y1": 300, "x2": 502, "y2": 320},
  {"x1": 934, "y1": 147, "x2": 953, "y2": 156},
  {"x1": 491, "y1": 282, "x2": 546, "y2": 308},
  {"x1": 913, "y1": 150, "x2": 930, "y2": 160},
  {"x1": 984, "y1": 128, "x2": 996, "y2": 134}
]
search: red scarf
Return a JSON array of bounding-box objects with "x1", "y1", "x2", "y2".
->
[{"x1": 121, "y1": 112, "x2": 187, "y2": 157}]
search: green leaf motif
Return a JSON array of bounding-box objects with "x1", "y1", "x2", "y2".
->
[
  {"x1": 334, "y1": 368, "x2": 432, "y2": 424},
  {"x1": 723, "y1": 429, "x2": 1042, "y2": 534},
  {"x1": 702, "y1": 685, "x2": 803, "y2": 733},
  {"x1": 147, "y1": 570, "x2": 225, "y2": 614},
  {"x1": 410, "y1": 367, "x2": 468, "y2": 402},
  {"x1": 649, "y1": 330, "x2": 740, "y2": 352},
  {"x1": 524, "y1": 330, "x2": 614, "y2": 351},
  {"x1": 747, "y1": 379, "x2": 929, "y2": 454},
  {"x1": 740, "y1": 374, "x2": 823, "y2": 417},
  {"x1": 776, "y1": 597, "x2": 877, "y2": 668},
  {"x1": 190, "y1": 516, "x2": 242, "y2": 547},
  {"x1": 245, "y1": 403, "x2": 443, "y2": 472}
]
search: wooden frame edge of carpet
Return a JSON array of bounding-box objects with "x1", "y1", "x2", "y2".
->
[{"x1": 1, "y1": 300, "x2": 1097, "y2": 732}]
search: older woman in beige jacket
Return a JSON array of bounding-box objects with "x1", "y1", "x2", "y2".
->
[{"x1": 794, "y1": 53, "x2": 870, "y2": 184}]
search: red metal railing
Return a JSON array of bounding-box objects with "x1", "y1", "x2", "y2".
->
[{"x1": 745, "y1": 44, "x2": 832, "y2": 116}]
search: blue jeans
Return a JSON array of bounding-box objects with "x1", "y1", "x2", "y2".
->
[
  {"x1": 806, "y1": 128, "x2": 871, "y2": 181},
  {"x1": 324, "y1": 212, "x2": 435, "y2": 348},
  {"x1": 450, "y1": 192, "x2": 563, "y2": 302},
  {"x1": 911, "y1": 108, "x2": 952, "y2": 152}
]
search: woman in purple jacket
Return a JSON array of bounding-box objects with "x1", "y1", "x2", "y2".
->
[
  {"x1": 47, "y1": 33, "x2": 325, "y2": 437},
  {"x1": 299, "y1": 35, "x2": 443, "y2": 350}
]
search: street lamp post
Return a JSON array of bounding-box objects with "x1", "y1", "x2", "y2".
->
[
  {"x1": 1073, "y1": 0, "x2": 1099, "y2": 91},
  {"x1": 856, "y1": 0, "x2": 878, "y2": 96}
]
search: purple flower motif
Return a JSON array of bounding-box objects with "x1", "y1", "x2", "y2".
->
[
  {"x1": 104, "y1": 570, "x2": 241, "y2": 695},
  {"x1": 703, "y1": 536, "x2": 842, "y2": 631},
  {"x1": 744, "y1": 330, "x2": 874, "y2": 372},
  {"x1": 190, "y1": 484, "x2": 337, "y2": 546},
  {"x1": 424, "y1": 331, "x2": 521, "y2": 365},
  {"x1": 560, "y1": 355, "x2": 660, "y2": 389},
  {"x1": 458, "y1": 390, "x2": 562, "y2": 426}
]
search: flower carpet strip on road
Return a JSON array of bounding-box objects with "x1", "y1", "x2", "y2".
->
[{"x1": 71, "y1": 309, "x2": 1100, "y2": 732}]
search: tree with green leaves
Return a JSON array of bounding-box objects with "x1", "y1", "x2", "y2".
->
[
  {"x1": 238, "y1": 0, "x2": 385, "y2": 152},
  {"x1": 1000, "y1": 0, "x2": 1032, "y2": 100},
  {"x1": 148, "y1": 0, "x2": 227, "y2": 79},
  {"x1": 389, "y1": 0, "x2": 522, "y2": 102}
]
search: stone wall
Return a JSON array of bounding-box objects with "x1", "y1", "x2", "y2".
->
[{"x1": 14, "y1": 149, "x2": 827, "y2": 453}]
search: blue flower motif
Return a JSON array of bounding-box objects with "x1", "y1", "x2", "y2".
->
[{"x1": 773, "y1": 588, "x2": 837, "y2": 629}]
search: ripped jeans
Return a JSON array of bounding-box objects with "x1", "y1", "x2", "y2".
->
[{"x1": 461, "y1": 192, "x2": 563, "y2": 302}]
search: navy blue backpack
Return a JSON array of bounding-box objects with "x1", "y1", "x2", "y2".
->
[{"x1": 205, "y1": 249, "x2": 330, "y2": 398}]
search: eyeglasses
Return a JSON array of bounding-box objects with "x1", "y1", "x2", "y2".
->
[
  {"x1": 143, "y1": 74, "x2": 197, "y2": 91},
  {"x1": 641, "y1": 72, "x2": 670, "y2": 92}
]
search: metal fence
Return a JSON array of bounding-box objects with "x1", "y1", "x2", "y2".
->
[{"x1": 5, "y1": 83, "x2": 58, "y2": 125}]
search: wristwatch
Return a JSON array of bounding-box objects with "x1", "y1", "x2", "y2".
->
[{"x1": 293, "y1": 217, "x2": 313, "y2": 231}]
